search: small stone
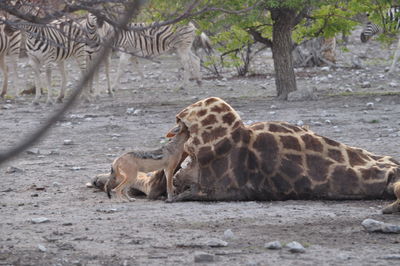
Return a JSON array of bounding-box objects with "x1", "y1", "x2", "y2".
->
[
  {"x1": 379, "y1": 254, "x2": 400, "y2": 260},
  {"x1": 37, "y1": 244, "x2": 47, "y2": 252},
  {"x1": 296, "y1": 120, "x2": 304, "y2": 127},
  {"x1": 360, "y1": 81, "x2": 371, "y2": 88},
  {"x1": 126, "y1": 108, "x2": 135, "y2": 115},
  {"x1": 345, "y1": 88, "x2": 353, "y2": 93},
  {"x1": 223, "y1": 229, "x2": 234, "y2": 239},
  {"x1": 205, "y1": 238, "x2": 228, "y2": 247},
  {"x1": 366, "y1": 102, "x2": 374, "y2": 109},
  {"x1": 325, "y1": 119, "x2": 332, "y2": 125},
  {"x1": 26, "y1": 148, "x2": 40, "y2": 155},
  {"x1": 362, "y1": 218, "x2": 400, "y2": 233},
  {"x1": 31, "y1": 217, "x2": 50, "y2": 224},
  {"x1": 389, "y1": 82, "x2": 398, "y2": 87},
  {"x1": 264, "y1": 241, "x2": 282, "y2": 250},
  {"x1": 85, "y1": 182, "x2": 94, "y2": 188},
  {"x1": 194, "y1": 252, "x2": 214, "y2": 263},
  {"x1": 63, "y1": 139, "x2": 74, "y2": 145},
  {"x1": 285, "y1": 241, "x2": 305, "y2": 253},
  {"x1": 133, "y1": 109, "x2": 143, "y2": 115},
  {"x1": 268, "y1": 111, "x2": 276, "y2": 115},
  {"x1": 62, "y1": 222, "x2": 73, "y2": 226},
  {"x1": 5, "y1": 166, "x2": 23, "y2": 174},
  {"x1": 270, "y1": 105, "x2": 277, "y2": 109},
  {"x1": 53, "y1": 182, "x2": 61, "y2": 187}
]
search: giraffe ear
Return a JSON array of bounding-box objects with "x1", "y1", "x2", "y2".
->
[{"x1": 166, "y1": 124, "x2": 181, "y2": 138}]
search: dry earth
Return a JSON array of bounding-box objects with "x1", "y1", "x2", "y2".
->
[{"x1": 1, "y1": 30, "x2": 400, "y2": 265}]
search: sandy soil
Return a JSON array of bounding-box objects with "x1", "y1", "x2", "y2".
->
[{"x1": 1, "y1": 31, "x2": 400, "y2": 265}]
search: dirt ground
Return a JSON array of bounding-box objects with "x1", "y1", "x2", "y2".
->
[{"x1": 1, "y1": 30, "x2": 400, "y2": 265}]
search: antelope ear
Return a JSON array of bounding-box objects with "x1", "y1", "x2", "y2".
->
[{"x1": 166, "y1": 124, "x2": 181, "y2": 138}]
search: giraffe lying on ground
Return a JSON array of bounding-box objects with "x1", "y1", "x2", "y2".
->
[
  {"x1": 98, "y1": 121, "x2": 189, "y2": 202},
  {"x1": 91, "y1": 97, "x2": 400, "y2": 213}
]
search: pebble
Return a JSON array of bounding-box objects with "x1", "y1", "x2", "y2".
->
[
  {"x1": 264, "y1": 241, "x2": 282, "y2": 250},
  {"x1": 26, "y1": 148, "x2": 40, "y2": 155},
  {"x1": 366, "y1": 102, "x2": 374, "y2": 109},
  {"x1": 37, "y1": 244, "x2": 47, "y2": 252},
  {"x1": 223, "y1": 229, "x2": 234, "y2": 239},
  {"x1": 31, "y1": 217, "x2": 50, "y2": 224},
  {"x1": 194, "y1": 252, "x2": 214, "y2": 263},
  {"x1": 379, "y1": 254, "x2": 400, "y2": 260},
  {"x1": 285, "y1": 241, "x2": 306, "y2": 253},
  {"x1": 126, "y1": 108, "x2": 135, "y2": 115},
  {"x1": 324, "y1": 119, "x2": 332, "y2": 125},
  {"x1": 133, "y1": 109, "x2": 143, "y2": 115},
  {"x1": 361, "y1": 218, "x2": 400, "y2": 233},
  {"x1": 63, "y1": 139, "x2": 74, "y2": 145},
  {"x1": 5, "y1": 166, "x2": 23, "y2": 174},
  {"x1": 360, "y1": 81, "x2": 371, "y2": 88},
  {"x1": 296, "y1": 120, "x2": 304, "y2": 127},
  {"x1": 205, "y1": 238, "x2": 228, "y2": 247}
]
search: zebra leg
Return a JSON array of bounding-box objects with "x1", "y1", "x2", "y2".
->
[
  {"x1": 388, "y1": 37, "x2": 400, "y2": 73},
  {"x1": 130, "y1": 56, "x2": 144, "y2": 80},
  {"x1": 177, "y1": 48, "x2": 191, "y2": 89},
  {"x1": 189, "y1": 51, "x2": 202, "y2": 86},
  {"x1": 44, "y1": 65, "x2": 55, "y2": 105},
  {"x1": 30, "y1": 57, "x2": 43, "y2": 105},
  {"x1": 57, "y1": 61, "x2": 66, "y2": 103},
  {"x1": 9, "y1": 55, "x2": 20, "y2": 97},
  {"x1": 0, "y1": 55, "x2": 8, "y2": 98},
  {"x1": 112, "y1": 52, "x2": 130, "y2": 91},
  {"x1": 105, "y1": 54, "x2": 113, "y2": 96}
]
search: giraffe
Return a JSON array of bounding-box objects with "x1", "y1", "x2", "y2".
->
[{"x1": 91, "y1": 97, "x2": 400, "y2": 214}]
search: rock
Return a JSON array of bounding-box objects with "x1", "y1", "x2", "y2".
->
[
  {"x1": 389, "y1": 82, "x2": 398, "y2": 87},
  {"x1": 194, "y1": 252, "x2": 214, "y2": 263},
  {"x1": 133, "y1": 109, "x2": 143, "y2": 115},
  {"x1": 85, "y1": 182, "x2": 94, "y2": 188},
  {"x1": 264, "y1": 241, "x2": 282, "y2": 250},
  {"x1": 285, "y1": 241, "x2": 306, "y2": 253},
  {"x1": 324, "y1": 119, "x2": 332, "y2": 125},
  {"x1": 366, "y1": 102, "x2": 374, "y2": 109},
  {"x1": 223, "y1": 229, "x2": 234, "y2": 239},
  {"x1": 37, "y1": 244, "x2": 47, "y2": 252},
  {"x1": 296, "y1": 120, "x2": 304, "y2": 127},
  {"x1": 360, "y1": 81, "x2": 371, "y2": 88},
  {"x1": 63, "y1": 139, "x2": 74, "y2": 145},
  {"x1": 270, "y1": 105, "x2": 277, "y2": 109},
  {"x1": 361, "y1": 218, "x2": 400, "y2": 233},
  {"x1": 205, "y1": 238, "x2": 228, "y2": 247},
  {"x1": 287, "y1": 87, "x2": 317, "y2": 101},
  {"x1": 96, "y1": 208, "x2": 120, "y2": 214},
  {"x1": 31, "y1": 217, "x2": 50, "y2": 224},
  {"x1": 5, "y1": 166, "x2": 23, "y2": 174},
  {"x1": 379, "y1": 254, "x2": 400, "y2": 260},
  {"x1": 26, "y1": 148, "x2": 40, "y2": 155}
]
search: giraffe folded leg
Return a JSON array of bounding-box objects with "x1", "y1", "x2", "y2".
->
[
  {"x1": 382, "y1": 181, "x2": 400, "y2": 214},
  {"x1": 167, "y1": 184, "x2": 208, "y2": 203}
]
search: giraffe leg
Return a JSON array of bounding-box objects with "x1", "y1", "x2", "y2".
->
[
  {"x1": 382, "y1": 181, "x2": 400, "y2": 214},
  {"x1": 167, "y1": 184, "x2": 208, "y2": 202}
]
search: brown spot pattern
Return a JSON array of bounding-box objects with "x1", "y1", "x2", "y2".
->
[
  {"x1": 301, "y1": 134, "x2": 323, "y2": 152},
  {"x1": 285, "y1": 154, "x2": 303, "y2": 165},
  {"x1": 201, "y1": 114, "x2": 217, "y2": 127},
  {"x1": 328, "y1": 149, "x2": 344, "y2": 163},
  {"x1": 189, "y1": 124, "x2": 199, "y2": 134},
  {"x1": 214, "y1": 138, "x2": 232, "y2": 156},
  {"x1": 280, "y1": 135, "x2": 301, "y2": 151},
  {"x1": 347, "y1": 149, "x2": 366, "y2": 167},
  {"x1": 211, "y1": 104, "x2": 231, "y2": 113},
  {"x1": 306, "y1": 154, "x2": 332, "y2": 182},
  {"x1": 251, "y1": 123, "x2": 266, "y2": 131},
  {"x1": 222, "y1": 112, "x2": 236, "y2": 126},
  {"x1": 201, "y1": 127, "x2": 227, "y2": 143},
  {"x1": 269, "y1": 124, "x2": 292, "y2": 133},
  {"x1": 331, "y1": 166, "x2": 359, "y2": 194},
  {"x1": 271, "y1": 174, "x2": 292, "y2": 193},
  {"x1": 205, "y1": 97, "x2": 219, "y2": 105},
  {"x1": 197, "y1": 109, "x2": 207, "y2": 117},
  {"x1": 212, "y1": 157, "x2": 229, "y2": 178},
  {"x1": 322, "y1": 137, "x2": 340, "y2": 147},
  {"x1": 197, "y1": 147, "x2": 215, "y2": 166},
  {"x1": 281, "y1": 158, "x2": 303, "y2": 179},
  {"x1": 253, "y1": 133, "x2": 279, "y2": 175}
]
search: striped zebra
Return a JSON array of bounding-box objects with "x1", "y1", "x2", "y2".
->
[
  {"x1": 360, "y1": 7, "x2": 400, "y2": 42},
  {"x1": 0, "y1": 18, "x2": 21, "y2": 98},
  {"x1": 94, "y1": 17, "x2": 201, "y2": 90},
  {"x1": 20, "y1": 14, "x2": 101, "y2": 105},
  {"x1": 360, "y1": 7, "x2": 400, "y2": 73}
]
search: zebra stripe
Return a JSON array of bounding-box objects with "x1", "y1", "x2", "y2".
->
[
  {"x1": 21, "y1": 14, "x2": 100, "y2": 104},
  {"x1": 93, "y1": 18, "x2": 201, "y2": 90},
  {"x1": 0, "y1": 18, "x2": 21, "y2": 97}
]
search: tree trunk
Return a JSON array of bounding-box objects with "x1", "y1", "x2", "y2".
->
[{"x1": 271, "y1": 8, "x2": 297, "y2": 100}]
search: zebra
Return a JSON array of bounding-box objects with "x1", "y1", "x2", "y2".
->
[
  {"x1": 360, "y1": 6, "x2": 400, "y2": 73},
  {"x1": 93, "y1": 17, "x2": 202, "y2": 91},
  {"x1": 0, "y1": 18, "x2": 21, "y2": 98},
  {"x1": 360, "y1": 7, "x2": 400, "y2": 42},
  {"x1": 18, "y1": 13, "x2": 101, "y2": 105}
]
